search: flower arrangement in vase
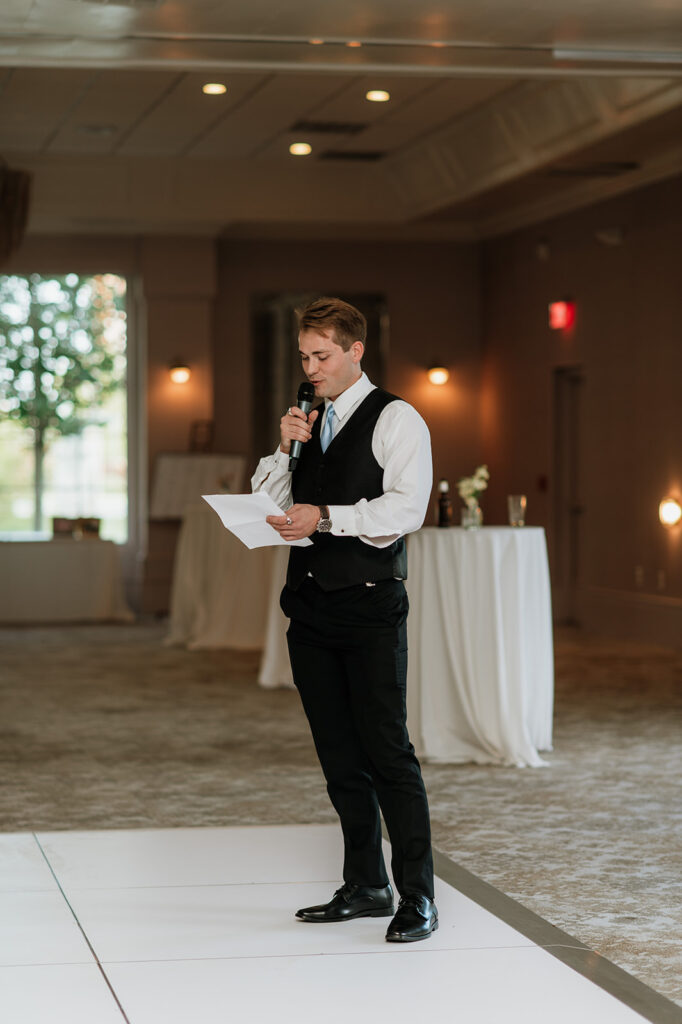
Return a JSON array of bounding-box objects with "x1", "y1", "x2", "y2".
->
[{"x1": 457, "y1": 465, "x2": 489, "y2": 529}]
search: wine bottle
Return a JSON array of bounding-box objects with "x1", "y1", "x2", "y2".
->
[{"x1": 437, "y1": 479, "x2": 451, "y2": 527}]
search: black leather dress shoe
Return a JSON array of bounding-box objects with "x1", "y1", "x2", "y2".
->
[
  {"x1": 385, "y1": 895, "x2": 438, "y2": 942},
  {"x1": 296, "y1": 882, "x2": 394, "y2": 922}
]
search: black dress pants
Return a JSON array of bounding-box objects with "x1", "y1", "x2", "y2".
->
[{"x1": 281, "y1": 577, "x2": 434, "y2": 899}]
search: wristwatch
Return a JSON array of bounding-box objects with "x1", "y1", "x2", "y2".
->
[{"x1": 316, "y1": 505, "x2": 332, "y2": 533}]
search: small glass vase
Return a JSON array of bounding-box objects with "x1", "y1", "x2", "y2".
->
[{"x1": 461, "y1": 503, "x2": 483, "y2": 530}]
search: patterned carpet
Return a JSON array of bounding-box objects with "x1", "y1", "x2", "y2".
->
[{"x1": 1, "y1": 622, "x2": 680, "y2": 1006}]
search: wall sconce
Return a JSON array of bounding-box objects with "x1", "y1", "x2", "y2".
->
[
  {"x1": 427, "y1": 365, "x2": 449, "y2": 386},
  {"x1": 169, "y1": 361, "x2": 191, "y2": 384},
  {"x1": 659, "y1": 497, "x2": 681, "y2": 527},
  {"x1": 548, "y1": 300, "x2": 576, "y2": 330}
]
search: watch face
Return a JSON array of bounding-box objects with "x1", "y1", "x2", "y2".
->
[{"x1": 316, "y1": 505, "x2": 331, "y2": 533}]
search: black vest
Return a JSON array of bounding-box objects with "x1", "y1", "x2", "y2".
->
[{"x1": 287, "y1": 387, "x2": 408, "y2": 591}]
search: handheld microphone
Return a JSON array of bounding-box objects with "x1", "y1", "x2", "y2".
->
[{"x1": 288, "y1": 381, "x2": 315, "y2": 472}]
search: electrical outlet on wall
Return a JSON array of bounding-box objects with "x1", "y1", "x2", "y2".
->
[
  {"x1": 634, "y1": 566, "x2": 645, "y2": 588},
  {"x1": 657, "y1": 569, "x2": 667, "y2": 591}
]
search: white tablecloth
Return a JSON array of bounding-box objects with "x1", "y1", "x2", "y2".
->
[
  {"x1": 166, "y1": 502, "x2": 289, "y2": 651},
  {"x1": 167, "y1": 510, "x2": 555, "y2": 765},
  {"x1": 0, "y1": 539, "x2": 133, "y2": 623},
  {"x1": 406, "y1": 527, "x2": 554, "y2": 767},
  {"x1": 257, "y1": 546, "x2": 294, "y2": 688}
]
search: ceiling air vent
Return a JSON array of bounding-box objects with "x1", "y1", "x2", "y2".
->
[
  {"x1": 546, "y1": 161, "x2": 640, "y2": 179},
  {"x1": 289, "y1": 120, "x2": 367, "y2": 135},
  {"x1": 318, "y1": 151, "x2": 385, "y2": 162}
]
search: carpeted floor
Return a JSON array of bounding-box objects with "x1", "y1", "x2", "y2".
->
[{"x1": 1, "y1": 623, "x2": 681, "y2": 1006}]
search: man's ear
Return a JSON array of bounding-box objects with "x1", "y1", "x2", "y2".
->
[{"x1": 351, "y1": 341, "x2": 364, "y2": 364}]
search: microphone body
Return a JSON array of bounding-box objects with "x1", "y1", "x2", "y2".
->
[{"x1": 289, "y1": 381, "x2": 315, "y2": 472}]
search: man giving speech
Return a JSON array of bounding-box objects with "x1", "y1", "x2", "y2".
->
[{"x1": 251, "y1": 296, "x2": 437, "y2": 942}]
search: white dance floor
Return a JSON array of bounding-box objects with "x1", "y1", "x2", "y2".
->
[{"x1": 0, "y1": 824, "x2": 653, "y2": 1023}]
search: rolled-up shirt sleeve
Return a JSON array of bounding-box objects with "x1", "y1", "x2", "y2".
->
[
  {"x1": 251, "y1": 447, "x2": 293, "y2": 510},
  {"x1": 329, "y1": 401, "x2": 432, "y2": 548}
]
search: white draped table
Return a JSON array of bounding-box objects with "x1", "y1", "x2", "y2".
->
[
  {"x1": 406, "y1": 527, "x2": 553, "y2": 767},
  {"x1": 167, "y1": 511, "x2": 554, "y2": 766},
  {"x1": 166, "y1": 502, "x2": 290, "y2": 654},
  {"x1": 0, "y1": 539, "x2": 133, "y2": 623}
]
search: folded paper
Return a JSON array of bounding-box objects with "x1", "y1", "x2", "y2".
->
[{"x1": 202, "y1": 493, "x2": 313, "y2": 549}]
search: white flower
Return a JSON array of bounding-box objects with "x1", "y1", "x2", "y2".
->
[{"x1": 457, "y1": 465, "x2": 490, "y2": 506}]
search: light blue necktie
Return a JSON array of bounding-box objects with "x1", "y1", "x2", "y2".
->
[{"x1": 320, "y1": 404, "x2": 335, "y2": 453}]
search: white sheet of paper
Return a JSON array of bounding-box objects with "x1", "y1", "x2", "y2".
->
[{"x1": 202, "y1": 493, "x2": 313, "y2": 549}]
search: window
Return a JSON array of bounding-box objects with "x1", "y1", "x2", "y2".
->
[{"x1": 0, "y1": 273, "x2": 128, "y2": 542}]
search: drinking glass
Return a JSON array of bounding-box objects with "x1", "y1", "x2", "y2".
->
[{"x1": 507, "y1": 494, "x2": 527, "y2": 527}]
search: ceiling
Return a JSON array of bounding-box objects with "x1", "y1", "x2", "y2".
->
[{"x1": 1, "y1": 0, "x2": 681, "y2": 240}]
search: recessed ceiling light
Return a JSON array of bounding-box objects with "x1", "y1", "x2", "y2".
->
[
  {"x1": 289, "y1": 142, "x2": 312, "y2": 156},
  {"x1": 346, "y1": 40, "x2": 362, "y2": 48},
  {"x1": 202, "y1": 83, "x2": 226, "y2": 95},
  {"x1": 366, "y1": 90, "x2": 390, "y2": 103},
  {"x1": 309, "y1": 38, "x2": 324, "y2": 45}
]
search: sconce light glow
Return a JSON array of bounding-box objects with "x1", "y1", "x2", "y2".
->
[
  {"x1": 169, "y1": 363, "x2": 191, "y2": 384},
  {"x1": 659, "y1": 497, "x2": 682, "y2": 526},
  {"x1": 366, "y1": 90, "x2": 390, "y2": 103},
  {"x1": 548, "y1": 300, "x2": 576, "y2": 330},
  {"x1": 428, "y1": 366, "x2": 450, "y2": 386},
  {"x1": 289, "y1": 142, "x2": 312, "y2": 156},
  {"x1": 202, "y1": 83, "x2": 226, "y2": 95}
]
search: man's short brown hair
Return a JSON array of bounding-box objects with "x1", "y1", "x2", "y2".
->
[{"x1": 297, "y1": 297, "x2": 366, "y2": 352}]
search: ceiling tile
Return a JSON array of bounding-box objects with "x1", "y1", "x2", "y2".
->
[
  {"x1": 327, "y1": 78, "x2": 518, "y2": 155},
  {"x1": 307, "y1": 75, "x2": 434, "y2": 125},
  {"x1": 46, "y1": 69, "x2": 180, "y2": 154},
  {"x1": 0, "y1": 67, "x2": 96, "y2": 151},
  {"x1": 188, "y1": 73, "x2": 354, "y2": 160},
  {"x1": 383, "y1": 78, "x2": 515, "y2": 129},
  {"x1": 117, "y1": 71, "x2": 268, "y2": 156}
]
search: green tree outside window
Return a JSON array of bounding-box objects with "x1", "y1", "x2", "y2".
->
[{"x1": 0, "y1": 273, "x2": 126, "y2": 532}]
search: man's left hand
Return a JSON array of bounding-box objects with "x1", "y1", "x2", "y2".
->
[{"x1": 267, "y1": 503, "x2": 320, "y2": 541}]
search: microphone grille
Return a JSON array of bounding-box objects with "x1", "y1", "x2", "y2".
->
[{"x1": 298, "y1": 381, "x2": 315, "y2": 402}]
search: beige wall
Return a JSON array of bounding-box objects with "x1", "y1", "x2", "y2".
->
[
  {"x1": 7, "y1": 177, "x2": 681, "y2": 643},
  {"x1": 138, "y1": 238, "x2": 216, "y2": 610},
  {"x1": 5, "y1": 233, "x2": 482, "y2": 610},
  {"x1": 480, "y1": 174, "x2": 682, "y2": 644}
]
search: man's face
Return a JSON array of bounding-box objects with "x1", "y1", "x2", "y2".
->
[{"x1": 298, "y1": 328, "x2": 363, "y2": 402}]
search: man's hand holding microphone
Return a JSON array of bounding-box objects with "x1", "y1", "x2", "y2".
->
[{"x1": 267, "y1": 382, "x2": 321, "y2": 541}]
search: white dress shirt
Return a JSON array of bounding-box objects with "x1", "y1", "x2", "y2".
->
[{"x1": 251, "y1": 373, "x2": 433, "y2": 548}]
